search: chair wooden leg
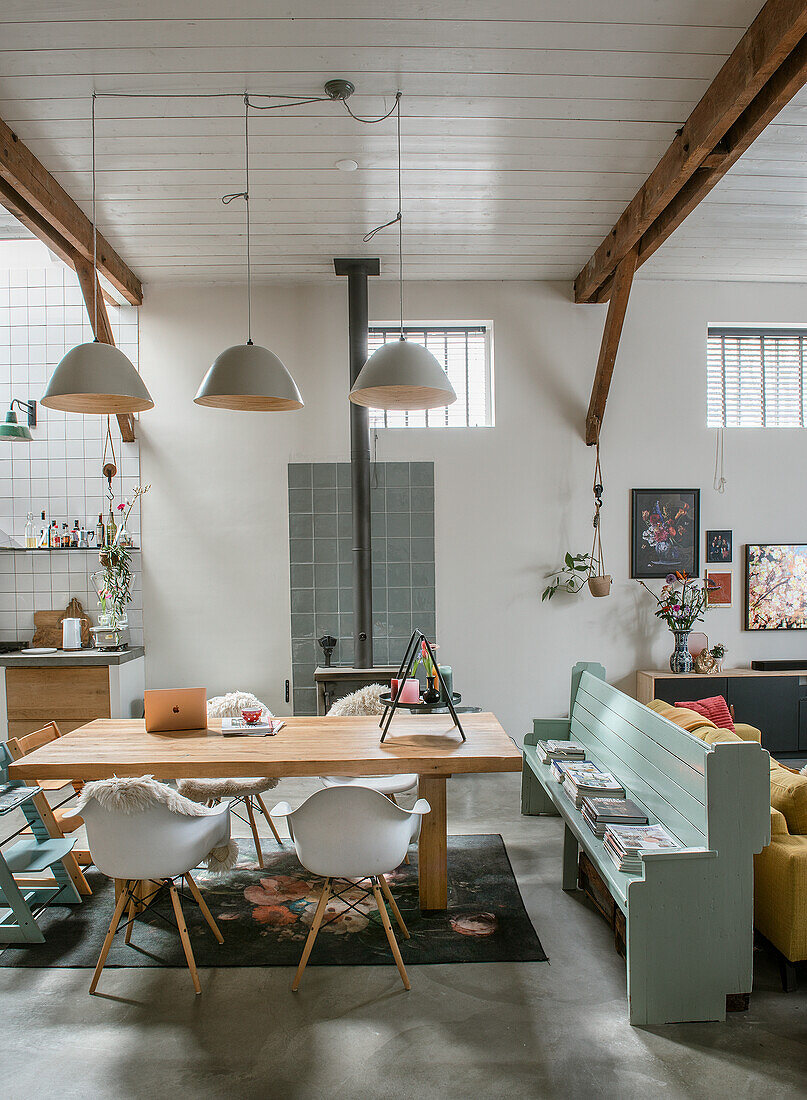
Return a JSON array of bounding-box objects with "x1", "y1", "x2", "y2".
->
[
  {"x1": 371, "y1": 880, "x2": 410, "y2": 990},
  {"x1": 184, "y1": 872, "x2": 224, "y2": 943},
  {"x1": 255, "y1": 792, "x2": 283, "y2": 845},
  {"x1": 292, "y1": 878, "x2": 331, "y2": 992},
  {"x1": 379, "y1": 874, "x2": 410, "y2": 939},
  {"x1": 244, "y1": 797, "x2": 264, "y2": 867},
  {"x1": 170, "y1": 885, "x2": 201, "y2": 995},
  {"x1": 90, "y1": 880, "x2": 131, "y2": 994},
  {"x1": 123, "y1": 891, "x2": 138, "y2": 945}
]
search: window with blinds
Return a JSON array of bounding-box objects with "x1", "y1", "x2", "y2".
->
[
  {"x1": 367, "y1": 325, "x2": 492, "y2": 428},
  {"x1": 707, "y1": 327, "x2": 807, "y2": 428}
]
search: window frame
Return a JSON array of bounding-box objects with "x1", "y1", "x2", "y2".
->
[
  {"x1": 366, "y1": 322, "x2": 494, "y2": 429},
  {"x1": 707, "y1": 325, "x2": 807, "y2": 429}
]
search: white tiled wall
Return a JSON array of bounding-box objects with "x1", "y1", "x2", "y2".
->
[{"x1": 0, "y1": 261, "x2": 143, "y2": 645}]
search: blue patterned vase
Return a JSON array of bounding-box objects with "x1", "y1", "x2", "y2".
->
[{"x1": 669, "y1": 629, "x2": 693, "y2": 674}]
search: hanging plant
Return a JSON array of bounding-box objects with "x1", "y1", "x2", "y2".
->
[
  {"x1": 542, "y1": 552, "x2": 592, "y2": 601},
  {"x1": 587, "y1": 419, "x2": 611, "y2": 597}
]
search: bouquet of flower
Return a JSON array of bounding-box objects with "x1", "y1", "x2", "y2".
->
[{"x1": 637, "y1": 572, "x2": 716, "y2": 632}]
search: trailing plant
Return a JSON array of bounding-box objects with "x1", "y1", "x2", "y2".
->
[{"x1": 542, "y1": 552, "x2": 592, "y2": 601}]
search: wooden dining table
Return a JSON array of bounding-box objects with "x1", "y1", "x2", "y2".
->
[{"x1": 8, "y1": 711, "x2": 521, "y2": 910}]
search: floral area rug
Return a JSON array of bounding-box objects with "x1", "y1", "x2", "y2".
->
[{"x1": 0, "y1": 835, "x2": 547, "y2": 968}]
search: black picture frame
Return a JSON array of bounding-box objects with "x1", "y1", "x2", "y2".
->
[
  {"x1": 706, "y1": 529, "x2": 732, "y2": 564},
  {"x1": 745, "y1": 544, "x2": 807, "y2": 630},
  {"x1": 631, "y1": 489, "x2": 700, "y2": 579}
]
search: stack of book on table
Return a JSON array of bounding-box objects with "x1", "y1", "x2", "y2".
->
[
  {"x1": 536, "y1": 739, "x2": 586, "y2": 763},
  {"x1": 558, "y1": 763, "x2": 625, "y2": 808},
  {"x1": 603, "y1": 823, "x2": 680, "y2": 872},
  {"x1": 581, "y1": 796, "x2": 648, "y2": 837}
]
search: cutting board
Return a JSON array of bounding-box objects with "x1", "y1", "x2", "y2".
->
[{"x1": 31, "y1": 599, "x2": 92, "y2": 649}]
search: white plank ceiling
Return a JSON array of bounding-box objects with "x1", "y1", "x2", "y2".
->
[{"x1": 0, "y1": 0, "x2": 804, "y2": 286}]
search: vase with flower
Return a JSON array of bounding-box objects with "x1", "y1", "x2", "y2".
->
[{"x1": 638, "y1": 572, "x2": 717, "y2": 673}]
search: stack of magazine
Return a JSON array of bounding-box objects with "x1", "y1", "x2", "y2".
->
[
  {"x1": 560, "y1": 763, "x2": 625, "y2": 808},
  {"x1": 603, "y1": 823, "x2": 680, "y2": 872},
  {"x1": 536, "y1": 739, "x2": 586, "y2": 763},
  {"x1": 581, "y1": 796, "x2": 648, "y2": 837}
]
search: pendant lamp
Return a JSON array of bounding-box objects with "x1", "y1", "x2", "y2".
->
[
  {"x1": 0, "y1": 400, "x2": 36, "y2": 441},
  {"x1": 41, "y1": 94, "x2": 153, "y2": 416},
  {"x1": 195, "y1": 95, "x2": 303, "y2": 411},
  {"x1": 349, "y1": 95, "x2": 456, "y2": 411}
]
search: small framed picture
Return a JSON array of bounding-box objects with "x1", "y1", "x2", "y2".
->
[
  {"x1": 631, "y1": 489, "x2": 700, "y2": 579},
  {"x1": 706, "y1": 570, "x2": 732, "y2": 607},
  {"x1": 706, "y1": 530, "x2": 732, "y2": 563}
]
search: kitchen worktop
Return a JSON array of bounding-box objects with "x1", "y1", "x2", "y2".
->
[{"x1": 0, "y1": 646, "x2": 144, "y2": 667}]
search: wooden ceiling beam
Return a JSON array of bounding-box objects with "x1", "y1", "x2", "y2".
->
[
  {"x1": 0, "y1": 115, "x2": 142, "y2": 305},
  {"x1": 585, "y1": 245, "x2": 638, "y2": 446},
  {"x1": 73, "y1": 255, "x2": 136, "y2": 443},
  {"x1": 574, "y1": 0, "x2": 807, "y2": 304}
]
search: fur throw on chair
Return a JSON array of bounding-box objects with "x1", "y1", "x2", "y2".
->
[
  {"x1": 76, "y1": 775, "x2": 239, "y2": 873},
  {"x1": 328, "y1": 683, "x2": 388, "y2": 717},
  {"x1": 207, "y1": 691, "x2": 272, "y2": 719}
]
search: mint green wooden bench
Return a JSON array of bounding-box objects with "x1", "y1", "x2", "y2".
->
[{"x1": 521, "y1": 662, "x2": 770, "y2": 1026}]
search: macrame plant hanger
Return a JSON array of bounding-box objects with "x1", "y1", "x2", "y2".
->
[{"x1": 587, "y1": 418, "x2": 611, "y2": 597}]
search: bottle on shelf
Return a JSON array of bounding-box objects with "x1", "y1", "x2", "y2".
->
[
  {"x1": 24, "y1": 512, "x2": 36, "y2": 548},
  {"x1": 78, "y1": 524, "x2": 88, "y2": 549},
  {"x1": 62, "y1": 523, "x2": 69, "y2": 549},
  {"x1": 49, "y1": 520, "x2": 58, "y2": 548},
  {"x1": 95, "y1": 513, "x2": 105, "y2": 548},
  {"x1": 37, "y1": 511, "x2": 48, "y2": 547},
  {"x1": 106, "y1": 507, "x2": 117, "y2": 548}
]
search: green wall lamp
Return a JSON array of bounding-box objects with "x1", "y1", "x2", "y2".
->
[{"x1": 0, "y1": 400, "x2": 36, "y2": 442}]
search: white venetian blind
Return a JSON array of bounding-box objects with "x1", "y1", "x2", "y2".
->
[
  {"x1": 366, "y1": 325, "x2": 491, "y2": 428},
  {"x1": 707, "y1": 328, "x2": 807, "y2": 428}
]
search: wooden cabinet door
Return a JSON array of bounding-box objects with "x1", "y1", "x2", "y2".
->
[
  {"x1": 5, "y1": 667, "x2": 110, "y2": 721},
  {"x1": 728, "y1": 677, "x2": 799, "y2": 755}
]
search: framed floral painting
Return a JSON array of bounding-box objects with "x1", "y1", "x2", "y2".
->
[
  {"x1": 631, "y1": 489, "x2": 700, "y2": 579},
  {"x1": 746, "y1": 544, "x2": 807, "y2": 630}
]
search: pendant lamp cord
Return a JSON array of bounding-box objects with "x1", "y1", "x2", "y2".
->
[
  {"x1": 222, "y1": 93, "x2": 253, "y2": 344},
  {"x1": 91, "y1": 91, "x2": 98, "y2": 338},
  {"x1": 588, "y1": 419, "x2": 605, "y2": 579},
  {"x1": 713, "y1": 427, "x2": 727, "y2": 493},
  {"x1": 362, "y1": 92, "x2": 404, "y2": 336}
]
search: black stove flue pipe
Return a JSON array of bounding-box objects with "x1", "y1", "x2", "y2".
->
[{"x1": 334, "y1": 257, "x2": 380, "y2": 669}]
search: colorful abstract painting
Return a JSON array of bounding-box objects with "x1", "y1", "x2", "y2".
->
[
  {"x1": 746, "y1": 544, "x2": 807, "y2": 630},
  {"x1": 631, "y1": 489, "x2": 700, "y2": 579}
]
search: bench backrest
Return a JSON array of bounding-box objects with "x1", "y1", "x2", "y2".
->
[{"x1": 570, "y1": 664, "x2": 711, "y2": 848}]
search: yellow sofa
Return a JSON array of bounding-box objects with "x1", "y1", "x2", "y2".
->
[{"x1": 648, "y1": 699, "x2": 807, "y2": 990}]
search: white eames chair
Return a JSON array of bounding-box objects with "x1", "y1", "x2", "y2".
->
[
  {"x1": 271, "y1": 785, "x2": 430, "y2": 991},
  {"x1": 72, "y1": 781, "x2": 233, "y2": 995}
]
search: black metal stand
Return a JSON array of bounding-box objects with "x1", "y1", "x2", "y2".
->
[{"x1": 379, "y1": 629, "x2": 466, "y2": 743}]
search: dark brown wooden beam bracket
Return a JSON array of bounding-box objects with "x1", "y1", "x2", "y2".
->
[
  {"x1": 574, "y1": 0, "x2": 807, "y2": 304},
  {"x1": 585, "y1": 246, "x2": 638, "y2": 446},
  {"x1": 74, "y1": 256, "x2": 136, "y2": 442}
]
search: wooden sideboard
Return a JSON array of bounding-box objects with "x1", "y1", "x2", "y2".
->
[
  {"x1": 0, "y1": 649, "x2": 145, "y2": 740},
  {"x1": 636, "y1": 668, "x2": 807, "y2": 757}
]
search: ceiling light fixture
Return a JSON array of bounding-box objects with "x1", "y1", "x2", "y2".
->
[
  {"x1": 195, "y1": 94, "x2": 303, "y2": 411},
  {"x1": 349, "y1": 94, "x2": 456, "y2": 411},
  {"x1": 41, "y1": 94, "x2": 154, "y2": 416},
  {"x1": 0, "y1": 399, "x2": 36, "y2": 442}
]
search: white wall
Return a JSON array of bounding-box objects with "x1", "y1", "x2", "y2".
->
[{"x1": 137, "y1": 277, "x2": 807, "y2": 740}]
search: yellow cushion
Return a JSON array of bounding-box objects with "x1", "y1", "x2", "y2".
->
[
  {"x1": 769, "y1": 761, "x2": 807, "y2": 836},
  {"x1": 754, "y1": 833, "x2": 807, "y2": 962},
  {"x1": 700, "y1": 727, "x2": 744, "y2": 747},
  {"x1": 648, "y1": 699, "x2": 717, "y2": 738},
  {"x1": 733, "y1": 723, "x2": 762, "y2": 744},
  {"x1": 770, "y1": 807, "x2": 790, "y2": 837}
]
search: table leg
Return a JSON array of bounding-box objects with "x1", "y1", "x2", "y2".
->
[{"x1": 418, "y1": 774, "x2": 447, "y2": 911}]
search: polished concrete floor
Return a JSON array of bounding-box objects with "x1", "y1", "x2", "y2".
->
[{"x1": 1, "y1": 772, "x2": 805, "y2": 1100}]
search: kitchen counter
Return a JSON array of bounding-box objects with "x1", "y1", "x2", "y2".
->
[{"x1": 0, "y1": 646, "x2": 144, "y2": 668}]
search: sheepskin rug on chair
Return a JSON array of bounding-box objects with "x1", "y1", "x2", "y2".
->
[
  {"x1": 327, "y1": 684, "x2": 387, "y2": 717},
  {"x1": 207, "y1": 691, "x2": 272, "y2": 719}
]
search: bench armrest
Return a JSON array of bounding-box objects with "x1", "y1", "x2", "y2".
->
[{"x1": 524, "y1": 718, "x2": 571, "y2": 748}]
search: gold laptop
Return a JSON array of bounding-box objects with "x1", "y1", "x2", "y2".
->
[{"x1": 144, "y1": 687, "x2": 207, "y2": 733}]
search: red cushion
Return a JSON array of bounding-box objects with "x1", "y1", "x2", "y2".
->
[{"x1": 674, "y1": 695, "x2": 735, "y2": 732}]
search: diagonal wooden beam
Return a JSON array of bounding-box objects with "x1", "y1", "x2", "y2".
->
[
  {"x1": 585, "y1": 245, "x2": 638, "y2": 446},
  {"x1": 74, "y1": 256, "x2": 136, "y2": 442},
  {"x1": 575, "y1": 0, "x2": 807, "y2": 304},
  {"x1": 0, "y1": 115, "x2": 142, "y2": 305}
]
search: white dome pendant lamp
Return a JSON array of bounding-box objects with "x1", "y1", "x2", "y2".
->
[
  {"x1": 349, "y1": 94, "x2": 455, "y2": 412},
  {"x1": 42, "y1": 94, "x2": 153, "y2": 415},
  {"x1": 195, "y1": 94, "x2": 303, "y2": 411}
]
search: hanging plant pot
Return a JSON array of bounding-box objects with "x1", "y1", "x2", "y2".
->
[{"x1": 588, "y1": 575, "x2": 612, "y2": 598}]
